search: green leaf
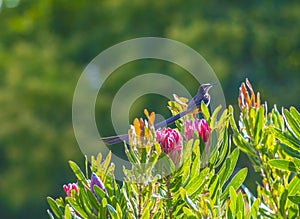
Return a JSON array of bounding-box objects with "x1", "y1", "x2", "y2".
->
[
  {"x1": 218, "y1": 158, "x2": 230, "y2": 187},
  {"x1": 47, "y1": 197, "x2": 63, "y2": 219},
  {"x1": 190, "y1": 139, "x2": 201, "y2": 179},
  {"x1": 103, "y1": 151, "x2": 112, "y2": 173},
  {"x1": 185, "y1": 167, "x2": 210, "y2": 197},
  {"x1": 218, "y1": 148, "x2": 239, "y2": 187},
  {"x1": 279, "y1": 143, "x2": 300, "y2": 159},
  {"x1": 107, "y1": 204, "x2": 119, "y2": 218},
  {"x1": 93, "y1": 185, "x2": 107, "y2": 200},
  {"x1": 201, "y1": 100, "x2": 210, "y2": 121},
  {"x1": 268, "y1": 159, "x2": 298, "y2": 173},
  {"x1": 279, "y1": 189, "x2": 288, "y2": 216},
  {"x1": 182, "y1": 207, "x2": 197, "y2": 218},
  {"x1": 251, "y1": 199, "x2": 259, "y2": 218},
  {"x1": 47, "y1": 209, "x2": 55, "y2": 219},
  {"x1": 288, "y1": 175, "x2": 300, "y2": 196},
  {"x1": 208, "y1": 174, "x2": 220, "y2": 203},
  {"x1": 210, "y1": 105, "x2": 222, "y2": 128},
  {"x1": 64, "y1": 204, "x2": 71, "y2": 219},
  {"x1": 273, "y1": 105, "x2": 284, "y2": 130},
  {"x1": 290, "y1": 106, "x2": 300, "y2": 124},
  {"x1": 271, "y1": 128, "x2": 300, "y2": 151},
  {"x1": 232, "y1": 134, "x2": 256, "y2": 156},
  {"x1": 214, "y1": 131, "x2": 230, "y2": 168},
  {"x1": 221, "y1": 168, "x2": 248, "y2": 200},
  {"x1": 86, "y1": 189, "x2": 100, "y2": 210},
  {"x1": 229, "y1": 186, "x2": 237, "y2": 215},
  {"x1": 254, "y1": 106, "x2": 264, "y2": 144},
  {"x1": 283, "y1": 108, "x2": 300, "y2": 139},
  {"x1": 67, "y1": 198, "x2": 89, "y2": 218},
  {"x1": 288, "y1": 195, "x2": 300, "y2": 204},
  {"x1": 180, "y1": 188, "x2": 198, "y2": 212},
  {"x1": 236, "y1": 191, "x2": 244, "y2": 215},
  {"x1": 69, "y1": 161, "x2": 89, "y2": 188},
  {"x1": 115, "y1": 203, "x2": 123, "y2": 219}
]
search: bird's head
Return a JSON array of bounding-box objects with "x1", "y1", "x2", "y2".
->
[{"x1": 198, "y1": 83, "x2": 216, "y2": 94}]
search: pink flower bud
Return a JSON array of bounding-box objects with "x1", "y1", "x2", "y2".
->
[
  {"x1": 185, "y1": 119, "x2": 211, "y2": 143},
  {"x1": 63, "y1": 183, "x2": 78, "y2": 197},
  {"x1": 156, "y1": 128, "x2": 183, "y2": 167}
]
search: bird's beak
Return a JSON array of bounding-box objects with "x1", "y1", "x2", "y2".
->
[{"x1": 205, "y1": 83, "x2": 213, "y2": 92}]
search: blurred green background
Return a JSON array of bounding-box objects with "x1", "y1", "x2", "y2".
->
[{"x1": 0, "y1": 0, "x2": 299, "y2": 218}]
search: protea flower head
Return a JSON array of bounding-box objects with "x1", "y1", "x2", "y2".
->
[
  {"x1": 63, "y1": 183, "x2": 78, "y2": 197},
  {"x1": 184, "y1": 118, "x2": 211, "y2": 143},
  {"x1": 238, "y1": 78, "x2": 261, "y2": 110},
  {"x1": 156, "y1": 127, "x2": 183, "y2": 167}
]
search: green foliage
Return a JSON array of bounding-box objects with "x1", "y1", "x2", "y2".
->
[
  {"x1": 1, "y1": 1, "x2": 300, "y2": 218},
  {"x1": 47, "y1": 81, "x2": 300, "y2": 218},
  {"x1": 230, "y1": 83, "x2": 300, "y2": 218},
  {"x1": 47, "y1": 103, "x2": 252, "y2": 218}
]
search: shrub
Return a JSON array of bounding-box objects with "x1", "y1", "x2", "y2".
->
[{"x1": 47, "y1": 79, "x2": 300, "y2": 218}]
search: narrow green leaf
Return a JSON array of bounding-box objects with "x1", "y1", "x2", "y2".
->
[
  {"x1": 268, "y1": 159, "x2": 298, "y2": 172},
  {"x1": 236, "y1": 211, "x2": 243, "y2": 219},
  {"x1": 214, "y1": 131, "x2": 229, "y2": 168},
  {"x1": 236, "y1": 191, "x2": 244, "y2": 215},
  {"x1": 227, "y1": 207, "x2": 234, "y2": 219},
  {"x1": 93, "y1": 185, "x2": 107, "y2": 200},
  {"x1": 288, "y1": 175, "x2": 300, "y2": 196},
  {"x1": 254, "y1": 106, "x2": 264, "y2": 144},
  {"x1": 271, "y1": 128, "x2": 300, "y2": 151},
  {"x1": 47, "y1": 209, "x2": 55, "y2": 219},
  {"x1": 86, "y1": 189, "x2": 100, "y2": 209},
  {"x1": 232, "y1": 134, "x2": 256, "y2": 156},
  {"x1": 279, "y1": 189, "x2": 288, "y2": 216},
  {"x1": 229, "y1": 186, "x2": 237, "y2": 215},
  {"x1": 69, "y1": 161, "x2": 89, "y2": 188},
  {"x1": 218, "y1": 158, "x2": 230, "y2": 187},
  {"x1": 273, "y1": 105, "x2": 284, "y2": 130},
  {"x1": 47, "y1": 197, "x2": 63, "y2": 219},
  {"x1": 290, "y1": 106, "x2": 300, "y2": 124},
  {"x1": 283, "y1": 108, "x2": 300, "y2": 139},
  {"x1": 180, "y1": 188, "x2": 198, "y2": 212},
  {"x1": 103, "y1": 151, "x2": 112, "y2": 172},
  {"x1": 210, "y1": 105, "x2": 222, "y2": 128},
  {"x1": 67, "y1": 198, "x2": 89, "y2": 218},
  {"x1": 288, "y1": 195, "x2": 300, "y2": 204},
  {"x1": 279, "y1": 143, "x2": 300, "y2": 159},
  {"x1": 221, "y1": 168, "x2": 248, "y2": 200},
  {"x1": 251, "y1": 199, "x2": 259, "y2": 218},
  {"x1": 107, "y1": 204, "x2": 118, "y2": 218},
  {"x1": 64, "y1": 204, "x2": 71, "y2": 219},
  {"x1": 182, "y1": 207, "x2": 197, "y2": 218},
  {"x1": 201, "y1": 100, "x2": 210, "y2": 121},
  {"x1": 219, "y1": 149, "x2": 239, "y2": 187},
  {"x1": 185, "y1": 167, "x2": 209, "y2": 197},
  {"x1": 115, "y1": 203, "x2": 123, "y2": 219},
  {"x1": 208, "y1": 174, "x2": 219, "y2": 202},
  {"x1": 190, "y1": 139, "x2": 201, "y2": 180}
]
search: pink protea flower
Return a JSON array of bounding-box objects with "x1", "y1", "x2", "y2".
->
[
  {"x1": 156, "y1": 128, "x2": 183, "y2": 167},
  {"x1": 63, "y1": 183, "x2": 78, "y2": 197},
  {"x1": 184, "y1": 118, "x2": 211, "y2": 143}
]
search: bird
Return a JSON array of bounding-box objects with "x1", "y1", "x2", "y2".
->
[{"x1": 101, "y1": 83, "x2": 215, "y2": 145}]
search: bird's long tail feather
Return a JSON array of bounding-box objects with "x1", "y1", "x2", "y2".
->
[{"x1": 102, "y1": 111, "x2": 188, "y2": 145}]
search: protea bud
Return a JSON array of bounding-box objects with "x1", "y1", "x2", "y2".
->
[
  {"x1": 63, "y1": 183, "x2": 78, "y2": 197},
  {"x1": 155, "y1": 128, "x2": 183, "y2": 167},
  {"x1": 184, "y1": 118, "x2": 211, "y2": 143}
]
